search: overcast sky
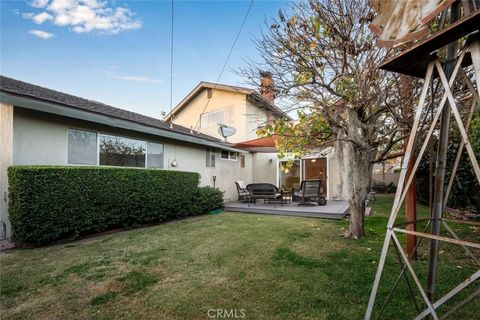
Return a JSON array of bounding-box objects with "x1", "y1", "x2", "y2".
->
[{"x1": 1, "y1": 0, "x2": 289, "y2": 118}]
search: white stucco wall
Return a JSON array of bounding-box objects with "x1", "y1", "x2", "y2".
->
[
  {"x1": 250, "y1": 149, "x2": 346, "y2": 201},
  {"x1": 163, "y1": 144, "x2": 252, "y2": 202},
  {"x1": 252, "y1": 153, "x2": 278, "y2": 185},
  {"x1": 325, "y1": 150, "x2": 346, "y2": 200},
  {"x1": 12, "y1": 108, "x2": 252, "y2": 203},
  {"x1": 0, "y1": 103, "x2": 13, "y2": 240},
  {"x1": 326, "y1": 147, "x2": 348, "y2": 200},
  {"x1": 13, "y1": 109, "x2": 68, "y2": 165}
]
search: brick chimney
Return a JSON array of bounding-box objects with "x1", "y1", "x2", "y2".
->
[{"x1": 259, "y1": 71, "x2": 275, "y2": 104}]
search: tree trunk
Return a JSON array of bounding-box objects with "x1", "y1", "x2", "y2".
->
[{"x1": 344, "y1": 140, "x2": 373, "y2": 239}]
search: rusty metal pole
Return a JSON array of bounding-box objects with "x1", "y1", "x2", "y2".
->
[
  {"x1": 405, "y1": 147, "x2": 417, "y2": 260},
  {"x1": 427, "y1": 2, "x2": 460, "y2": 303},
  {"x1": 401, "y1": 75, "x2": 417, "y2": 261}
]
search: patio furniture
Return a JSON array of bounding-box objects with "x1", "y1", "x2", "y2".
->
[
  {"x1": 246, "y1": 183, "x2": 282, "y2": 207},
  {"x1": 292, "y1": 180, "x2": 327, "y2": 206},
  {"x1": 235, "y1": 181, "x2": 250, "y2": 202},
  {"x1": 280, "y1": 190, "x2": 292, "y2": 205}
]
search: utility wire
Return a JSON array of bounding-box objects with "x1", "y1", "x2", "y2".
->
[
  {"x1": 192, "y1": 0, "x2": 254, "y2": 131},
  {"x1": 169, "y1": 0, "x2": 174, "y2": 127}
]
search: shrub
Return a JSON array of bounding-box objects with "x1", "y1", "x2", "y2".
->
[
  {"x1": 371, "y1": 181, "x2": 397, "y2": 194},
  {"x1": 8, "y1": 166, "x2": 223, "y2": 244},
  {"x1": 372, "y1": 181, "x2": 387, "y2": 193},
  {"x1": 191, "y1": 186, "x2": 224, "y2": 215},
  {"x1": 385, "y1": 182, "x2": 396, "y2": 193},
  {"x1": 416, "y1": 114, "x2": 479, "y2": 211}
]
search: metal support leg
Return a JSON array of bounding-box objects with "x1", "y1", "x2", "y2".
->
[{"x1": 365, "y1": 62, "x2": 434, "y2": 320}]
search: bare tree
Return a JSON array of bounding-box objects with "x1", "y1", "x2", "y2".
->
[{"x1": 240, "y1": 0, "x2": 418, "y2": 238}]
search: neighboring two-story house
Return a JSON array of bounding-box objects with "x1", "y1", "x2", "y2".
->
[{"x1": 165, "y1": 73, "x2": 285, "y2": 143}]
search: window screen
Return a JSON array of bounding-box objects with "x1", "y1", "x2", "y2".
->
[
  {"x1": 147, "y1": 142, "x2": 164, "y2": 168},
  {"x1": 68, "y1": 128, "x2": 97, "y2": 165}
]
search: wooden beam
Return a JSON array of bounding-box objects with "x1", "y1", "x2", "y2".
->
[{"x1": 379, "y1": 12, "x2": 480, "y2": 77}]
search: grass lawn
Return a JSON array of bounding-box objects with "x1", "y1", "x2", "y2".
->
[{"x1": 1, "y1": 195, "x2": 479, "y2": 319}]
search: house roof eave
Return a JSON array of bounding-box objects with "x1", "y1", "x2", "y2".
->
[{"x1": 1, "y1": 91, "x2": 247, "y2": 153}]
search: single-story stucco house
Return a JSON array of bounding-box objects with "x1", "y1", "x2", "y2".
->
[{"x1": 0, "y1": 75, "x2": 346, "y2": 240}]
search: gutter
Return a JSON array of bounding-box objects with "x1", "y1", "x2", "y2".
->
[{"x1": 1, "y1": 92, "x2": 247, "y2": 153}]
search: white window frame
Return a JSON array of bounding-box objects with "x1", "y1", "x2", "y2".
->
[
  {"x1": 206, "y1": 147, "x2": 216, "y2": 168},
  {"x1": 220, "y1": 150, "x2": 238, "y2": 161},
  {"x1": 67, "y1": 128, "x2": 165, "y2": 169}
]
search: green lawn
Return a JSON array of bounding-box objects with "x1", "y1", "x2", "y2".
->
[{"x1": 1, "y1": 195, "x2": 479, "y2": 319}]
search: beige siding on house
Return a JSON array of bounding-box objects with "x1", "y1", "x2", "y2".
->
[
  {"x1": 0, "y1": 103, "x2": 13, "y2": 240},
  {"x1": 172, "y1": 89, "x2": 247, "y2": 142},
  {"x1": 172, "y1": 89, "x2": 271, "y2": 143},
  {"x1": 245, "y1": 101, "x2": 268, "y2": 141}
]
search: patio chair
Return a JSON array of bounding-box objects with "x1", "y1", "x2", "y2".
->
[
  {"x1": 246, "y1": 183, "x2": 282, "y2": 207},
  {"x1": 292, "y1": 180, "x2": 327, "y2": 206},
  {"x1": 235, "y1": 181, "x2": 250, "y2": 202}
]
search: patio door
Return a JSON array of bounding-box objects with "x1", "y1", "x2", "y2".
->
[
  {"x1": 278, "y1": 160, "x2": 300, "y2": 191},
  {"x1": 303, "y1": 158, "x2": 327, "y2": 196}
]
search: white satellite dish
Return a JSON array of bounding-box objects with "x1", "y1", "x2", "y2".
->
[{"x1": 217, "y1": 124, "x2": 237, "y2": 142}]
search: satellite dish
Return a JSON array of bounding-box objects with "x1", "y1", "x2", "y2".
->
[{"x1": 217, "y1": 124, "x2": 237, "y2": 142}]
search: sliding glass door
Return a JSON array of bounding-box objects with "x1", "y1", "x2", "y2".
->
[
  {"x1": 278, "y1": 160, "x2": 301, "y2": 191},
  {"x1": 303, "y1": 158, "x2": 327, "y2": 196}
]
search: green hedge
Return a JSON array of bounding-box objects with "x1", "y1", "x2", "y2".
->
[
  {"x1": 191, "y1": 186, "x2": 224, "y2": 214},
  {"x1": 8, "y1": 166, "x2": 224, "y2": 244}
]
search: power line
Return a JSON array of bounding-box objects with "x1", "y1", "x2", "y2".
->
[
  {"x1": 169, "y1": 0, "x2": 174, "y2": 127},
  {"x1": 192, "y1": 0, "x2": 255, "y2": 131}
]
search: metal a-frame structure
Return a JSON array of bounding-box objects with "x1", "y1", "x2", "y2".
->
[{"x1": 365, "y1": 9, "x2": 480, "y2": 320}]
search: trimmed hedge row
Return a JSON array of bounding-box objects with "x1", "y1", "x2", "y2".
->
[{"x1": 8, "y1": 166, "x2": 224, "y2": 244}]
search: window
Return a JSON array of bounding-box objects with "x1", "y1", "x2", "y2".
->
[
  {"x1": 68, "y1": 129, "x2": 165, "y2": 169},
  {"x1": 147, "y1": 142, "x2": 164, "y2": 168},
  {"x1": 221, "y1": 150, "x2": 238, "y2": 161},
  {"x1": 206, "y1": 147, "x2": 216, "y2": 168},
  {"x1": 68, "y1": 129, "x2": 97, "y2": 165},
  {"x1": 99, "y1": 134, "x2": 146, "y2": 168},
  {"x1": 240, "y1": 155, "x2": 245, "y2": 168},
  {"x1": 201, "y1": 109, "x2": 226, "y2": 129}
]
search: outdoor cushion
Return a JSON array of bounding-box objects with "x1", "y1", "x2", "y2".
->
[
  {"x1": 235, "y1": 181, "x2": 251, "y2": 201},
  {"x1": 236, "y1": 180, "x2": 247, "y2": 189}
]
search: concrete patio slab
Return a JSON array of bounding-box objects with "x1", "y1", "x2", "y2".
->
[{"x1": 224, "y1": 200, "x2": 349, "y2": 219}]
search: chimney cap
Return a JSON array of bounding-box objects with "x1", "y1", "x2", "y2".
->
[{"x1": 260, "y1": 71, "x2": 272, "y2": 77}]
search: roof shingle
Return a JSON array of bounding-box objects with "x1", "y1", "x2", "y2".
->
[{"x1": 0, "y1": 75, "x2": 220, "y2": 142}]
